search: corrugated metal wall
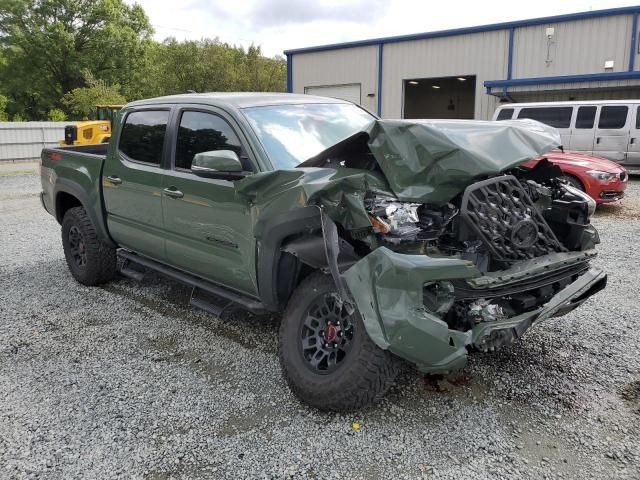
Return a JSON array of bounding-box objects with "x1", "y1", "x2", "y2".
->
[
  {"x1": 381, "y1": 30, "x2": 508, "y2": 119},
  {"x1": 512, "y1": 15, "x2": 632, "y2": 78},
  {"x1": 290, "y1": 10, "x2": 640, "y2": 121},
  {"x1": 0, "y1": 122, "x2": 66, "y2": 161},
  {"x1": 291, "y1": 45, "x2": 379, "y2": 113}
]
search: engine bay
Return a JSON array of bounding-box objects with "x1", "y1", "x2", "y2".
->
[{"x1": 357, "y1": 159, "x2": 599, "y2": 341}]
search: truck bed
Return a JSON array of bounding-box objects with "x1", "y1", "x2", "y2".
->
[{"x1": 50, "y1": 143, "x2": 109, "y2": 158}]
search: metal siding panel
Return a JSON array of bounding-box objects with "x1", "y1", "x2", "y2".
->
[
  {"x1": 292, "y1": 46, "x2": 378, "y2": 113},
  {"x1": 0, "y1": 122, "x2": 67, "y2": 161},
  {"x1": 512, "y1": 15, "x2": 632, "y2": 78},
  {"x1": 381, "y1": 29, "x2": 509, "y2": 119}
]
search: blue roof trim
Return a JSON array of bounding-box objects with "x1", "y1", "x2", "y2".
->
[
  {"x1": 286, "y1": 54, "x2": 292, "y2": 93},
  {"x1": 284, "y1": 6, "x2": 640, "y2": 55},
  {"x1": 377, "y1": 44, "x2": 383, "y2": 116},
  {"x1": 485, "y1": 71, "x2": 640, "y2": 93},
  {"x1": 630, "y1": 12, "x2": 639, "y2": 71}
]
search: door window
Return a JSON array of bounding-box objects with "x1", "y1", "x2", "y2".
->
[
  {"x1": 176, "y1": 111, "x2": 245, "y2": 170},
  {"x1": 496, "y1": 108, "x2": 514, "y2": 120},
  {"x1": 575, "y1": 106, "x2": 597, "y2": 129},
  {"x1": 635, "y1": 106, "x2": 640, "y2": 129},
  {"x1": 119, "y1": 110, "x2": 169, "y2": 165},
  {"x1": 517, "y1": 107, "x2": 573, "y2": 128},
  {"x1": 598, "y1": 106, "x2": 628, "y2": 129}
]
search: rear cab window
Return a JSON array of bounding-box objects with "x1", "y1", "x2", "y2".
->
[
  {"x1": 175, "y1": 111, "x2": 249, "y2": 171},
  {"x1": 496, "y1": 108, "x2": 514, "y2": 121},
  {"x1": 598, "y1": 106, "x2": 628, "y2": 129},
  {"x1": 119, "y1": 110, "x2": 169, "y2": 165},
  {"x1": 517, "y1": 107, "x2": 573, "y2": 128}
]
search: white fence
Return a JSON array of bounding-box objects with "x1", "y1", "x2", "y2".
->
[{"x1": 0, "y1": 122, "x2": 67, "y2": 161}]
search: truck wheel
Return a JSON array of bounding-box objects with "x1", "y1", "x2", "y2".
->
[
  {"x1": 279, "y1": 271, "x2": 399, "y2": 411},
  {"x1": 61, "y1": 207, "x2": 116, "y2": 286}
]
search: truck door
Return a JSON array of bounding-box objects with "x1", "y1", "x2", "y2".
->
[
  {"x1": 102, "y1": 108, "x2": 170, "y2": 261},
  {"x1": 593, "y1": 104, "x2": 629, "y2": 163},
  {"x1": 626, "y1": 105, "x2": 640, "y2": 171},
  {"x1": 568, "y1": 105, "x2": 597, "y2": 154},
  {"x1": 161, "y1": 108, "x2": 258, "y2": 296}
]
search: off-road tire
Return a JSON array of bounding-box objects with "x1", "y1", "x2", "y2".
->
[
  {"x1": 279, "y1": 271, "x2": 400, "y2": 411},
  {"x1": 61, "y1": 207, "x2": 116, "y2": 286}
]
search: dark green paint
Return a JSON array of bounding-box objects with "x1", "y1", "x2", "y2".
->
[{"x1": 40, "y1": 93, "x2": 602, "y2": 374}]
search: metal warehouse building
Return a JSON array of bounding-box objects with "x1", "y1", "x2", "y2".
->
[{"x1": 284, "y1": 6, "x2": 640, "y2": 120}]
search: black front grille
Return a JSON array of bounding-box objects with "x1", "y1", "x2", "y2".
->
[{"x1": 459, "y1": 175, "x2": 566, "y2": 263}]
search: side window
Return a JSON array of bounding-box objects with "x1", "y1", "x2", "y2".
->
[
  {"x1": 176, "y1": 111, "x2": 245, "y2": 170},
  {"x1": 517, "y1": 107, "x2": 573, "y2": 128},
  {"x1": 496, "y1": 108, "x2": 514, "y2": 121},
  {"x1": 636, "y1": 106, "x2": 640, "y2": 129},
  {"x1": 575, "y1": 106, "x2": 597, "y2": 129},
  {"x1": 598, "y1": 106, "x2": 628, "y2": 129},
  {"x1": 119, "y1": 110, "x2": 169, "y2": 165}
]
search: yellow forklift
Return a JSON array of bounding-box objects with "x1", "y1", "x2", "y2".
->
[{"x1": 60, "y1": 105, "x2": 123, "y2": 146}]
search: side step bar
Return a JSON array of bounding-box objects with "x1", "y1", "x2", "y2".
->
[{"x1": 117, "y1": 249, "x2": 267, "y2": 315}]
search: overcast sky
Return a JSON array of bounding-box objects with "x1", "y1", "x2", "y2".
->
[{"x1": 128, "y1": 0, "x2": 640, "y2": 57}]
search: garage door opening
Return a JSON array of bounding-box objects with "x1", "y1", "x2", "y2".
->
[{"x1": 403, "y1": 76, "x2": 476, "y2": 119}]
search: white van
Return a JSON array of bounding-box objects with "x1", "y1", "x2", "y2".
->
[{"x1": 493, "y1": 100, "x2": 640, "y2": 171}]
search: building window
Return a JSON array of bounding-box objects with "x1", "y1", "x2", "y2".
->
[
  {"x1": 119, "y1": 110, "x2": 169, "y2": 165},
  {"x1": 496, "y1": 108, "x2": 514, "y2": 120},
  {"x1": 517, "y1": 107, "x2": 573, "y2": 128},
  {"x1": 575, "y1": 106, "x2": 596, "y2": 129},
  {"x1": 598, "y1": 106, "x2": 628, "y2": 129}
]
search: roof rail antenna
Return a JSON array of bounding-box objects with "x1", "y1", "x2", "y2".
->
[{"x1": 186, "y1": 90, "x2": 197, "y2": 94}]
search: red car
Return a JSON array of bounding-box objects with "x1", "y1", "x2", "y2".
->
[{"x1": 523, "y1": 150, "x2": 628, "y2": 204}]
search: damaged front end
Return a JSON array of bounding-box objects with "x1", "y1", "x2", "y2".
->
[
  {"x1": 339, "y1": 165, "x2": 606, "y2": 372},
  {"x1": 246, "y1": 119, "x2": 608, "y2": 373}
]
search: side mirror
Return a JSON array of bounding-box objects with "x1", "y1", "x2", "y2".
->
[{"x1": 191, "y1": 150, "x2": 243, "y2": 178}]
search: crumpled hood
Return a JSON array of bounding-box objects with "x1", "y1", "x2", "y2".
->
[{"x1": 364, "y1": 118, "x2": 561, "y2": 204}]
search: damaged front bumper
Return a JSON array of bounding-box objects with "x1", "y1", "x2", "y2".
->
[{"x1": 342, "y1": 247, "x2": 607, "y2": 374}]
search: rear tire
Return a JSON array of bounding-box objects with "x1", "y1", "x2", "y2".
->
[
  {"x1": 61, "y1": 207, "x2": 116, "y2": 286},
  {"x1": 279, "y1": 271, "x2": 399, "y2": 411}
]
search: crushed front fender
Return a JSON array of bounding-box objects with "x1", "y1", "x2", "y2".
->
[
  {"x1": 342, "y1": 248, "x2": 607, "y2": 373},
  {"x1": 342, "y1": 247, "x2": 481, "y2": 373}
]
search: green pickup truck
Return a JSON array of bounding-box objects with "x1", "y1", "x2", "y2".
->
[{"x1": 41, "y1": 93, "x2": 607, "y2": 411}]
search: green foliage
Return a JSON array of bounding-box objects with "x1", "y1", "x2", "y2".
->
[
  {"x1": 12, "y1": 113, "x2": 24, "y2": 121},
  {"x1": 139, "y1": 39, "x2": 286, "y2": 98},
  {"x1": 62, "y1": 73, "x2": 126, "y2": 118},
  {"x1": 47, "y1": 108, "x2": 67, "y2": 121},
  {"x1": 0, "y1": 0, "x2": 152, "y2": 120},
  {"x1": 0, "y1": 94, "x2": 8, "y2": 121},
  {"x1": 0, "y1": 1, "x2": 287, "y2": 120}
]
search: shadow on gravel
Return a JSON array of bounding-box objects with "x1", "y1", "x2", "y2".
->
[
  {"x1": 100, "y1": 274, "x2": 280, "y2": 354},
  {"x1": 620, "y1": 380, "x2": 640, "y2": 415}
]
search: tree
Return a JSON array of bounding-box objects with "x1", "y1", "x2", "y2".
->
[
  {"x1": 47, "y1": 108, "x2": 66, "y2": 121},
  {"x1": 0, "y1": 0, "x2": 152, "y2": 120},
  {"x1": 62, "y1": 72, "x2": 125, "y2": 118},
  {"x1": 138, "y1": 39, "x2": 286, "y2": 98},
  {"x1": 0, "y1": 94, "x2": 8, "y2": 120}
]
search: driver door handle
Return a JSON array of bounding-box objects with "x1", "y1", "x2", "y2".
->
[
  {"x1": 105, "y1": 175, "x2": 122, "y2": 185},
  {"x1": 163, "y1": 187, "x2": 184, "y2": 199}
]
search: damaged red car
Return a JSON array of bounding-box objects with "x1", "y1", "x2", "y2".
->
[{"x1": 523, "y1": 150, "x2": 628, "y2": 204}]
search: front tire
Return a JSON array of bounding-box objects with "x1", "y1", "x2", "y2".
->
[
  {"x1": 562, "y1": 174, "x2": 585, "y2": 191},
  {"x1": 279, "y1": 272, "x2": 399, "y2": 411},
  {"x1": 61, "y1": 207, "x2": 116, "y2": 286}
]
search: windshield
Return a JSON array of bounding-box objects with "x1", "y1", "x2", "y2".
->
[{"x1": 242, "y1": 103, "x2": 375, "y2": 169}]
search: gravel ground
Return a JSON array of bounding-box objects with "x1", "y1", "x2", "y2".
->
[{"x1": 1, "y1": 163, "x2": 639, "y2": 479}]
